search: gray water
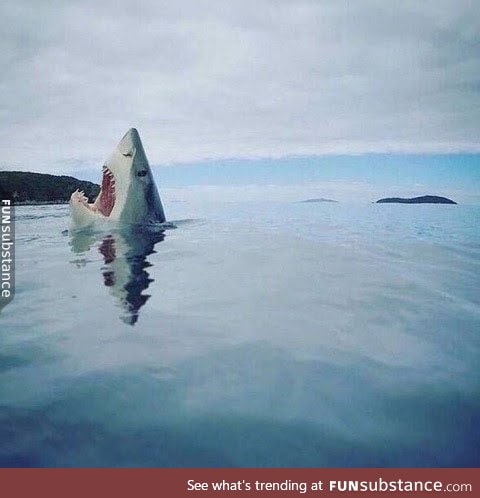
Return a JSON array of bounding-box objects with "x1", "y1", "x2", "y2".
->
[{"x1": 1, "y1": 200, "x2": 479, "y2": 467}]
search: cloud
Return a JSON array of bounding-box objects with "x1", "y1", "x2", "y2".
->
[{"x1": 1, "y1": 0, "x2": 479, "y2": 171}]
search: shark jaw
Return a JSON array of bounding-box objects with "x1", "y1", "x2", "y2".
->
[
  {"x1": 70, "y1": 128, "x2": 166, "y2": 228},
  {"x1": 98, "y1": 164, "x2": 116, "y2": 216}
]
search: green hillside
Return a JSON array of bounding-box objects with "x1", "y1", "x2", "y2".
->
[{"x1": 0, "y1": 171, "x2": 100, "y2": 204}]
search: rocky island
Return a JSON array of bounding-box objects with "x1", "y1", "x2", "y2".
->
[
  {"x1": 376, "y1": 195, "x2": 457, "y2": 205},
  {"x1": 0, "y1": 171, "x2": 100, "y2": 204},
  {"x1": 299, "y1": 198, "x2": 338, "y2": 203}
]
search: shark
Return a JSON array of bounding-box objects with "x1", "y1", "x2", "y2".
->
[{"x1": 70, "y1": 128, "x2": 166, "y2": 228}]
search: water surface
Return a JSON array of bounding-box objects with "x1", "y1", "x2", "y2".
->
[{"x1": 1, "y1": 201, "x2": 479, "y2": 466}]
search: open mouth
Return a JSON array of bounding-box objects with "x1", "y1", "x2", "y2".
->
[
  {"x1": 97, "y1": 165, "x2": 116, "y2": 216},
  {"x1": 71, "y1": 165, "x2": 117, "y2": 217}
]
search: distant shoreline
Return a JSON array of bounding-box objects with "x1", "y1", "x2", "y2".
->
[{"x1": 0, "y1": 171, "x2": 99, "y2": 205}]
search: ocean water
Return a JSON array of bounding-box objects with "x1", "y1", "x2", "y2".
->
[{"x1": 0, "y1": 199, "x2": 479, "y2": 467}]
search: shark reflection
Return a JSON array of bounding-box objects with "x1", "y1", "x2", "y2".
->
[{"x1": 69, "y1": 226, "x2": 165, "y2": 325}]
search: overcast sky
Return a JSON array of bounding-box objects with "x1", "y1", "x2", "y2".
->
[{"x1": 1, "y1": 0, "x2": 479, "y2": 178}]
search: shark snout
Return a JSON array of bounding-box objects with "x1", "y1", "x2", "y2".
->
[{"x1": 118, "y1": 128, "x2": 141, "y2": 155}]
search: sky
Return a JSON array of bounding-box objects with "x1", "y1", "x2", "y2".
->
[{"x1": 1, "y1": 0, "x2": 479, "y2": 202}]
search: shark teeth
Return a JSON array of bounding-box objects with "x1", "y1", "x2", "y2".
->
[
  {"x1": 103, "y1": 165, "x2": 114, "y2": 178},
  {"x1": 71, "y1": 189, "x2": 89, "y2": 206},
  {"x1": 98, "y1": 165, "x2": 117, "y2": 217}
]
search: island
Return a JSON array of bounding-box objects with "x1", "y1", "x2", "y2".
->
[
  {"x1": 0, "y1": 171, "x2": 100, "y2": 205},
  {"x1": 299, "y1": 198, "x2": 338, "y2": 203},
  {"x1": 376, "y1": 195, "x2": 457, "y2": 205}
]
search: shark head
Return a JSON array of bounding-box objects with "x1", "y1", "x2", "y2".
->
[{"x1": 70, "y1": 128, "x2": 166, "y2": 227}]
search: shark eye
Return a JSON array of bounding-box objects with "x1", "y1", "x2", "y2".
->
[
  {"x1": 123, "y1": 151, "x2": 133, "y2": 157},
  {"x1": 137, "y1": 170, "x2": 147, "y2": 177}
]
